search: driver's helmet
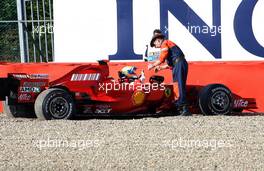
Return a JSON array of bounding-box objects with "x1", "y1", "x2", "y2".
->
[{"x1": 120, "y1": 66, "x2": 137, "y2": 79}]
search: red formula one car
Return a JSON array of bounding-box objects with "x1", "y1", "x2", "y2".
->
[{"x1": 0, "y1": 61, "x2": 256, "y2": 120}]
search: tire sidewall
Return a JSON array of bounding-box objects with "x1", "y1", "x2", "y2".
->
[
  {"x1": 41, "y1": 89, "x2": 75, "y2": 120},
  {"x1": 199, "y1": 84, "x2": 232, "y2": 115}
]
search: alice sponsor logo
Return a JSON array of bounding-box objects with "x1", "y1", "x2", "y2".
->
[{"x1": 234, "y1": 99, "x2": 248, "y2": 108}]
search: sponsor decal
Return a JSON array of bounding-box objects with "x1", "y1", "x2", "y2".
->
[
  {"x1": 18, "y1": 94, "x2": 31, "y2": 101},
  {"x1": 95, "y1": 108, "x2": 112, "y2": 114},
  {"x1": 83, "y1": 105, "x2": 93, "y2": 114},
  {"x1": 28, "y1": 74, "x2": 48, "y2": 79},
  {"x1": 234, "y1": 99, "x2": 248, "y2": 108},
  {"x1": 55, "y1": 0, "x2": 264, "y2": 62},
  {"x1": 145, "y1": 50, "x2": 160, "y2": 62},
  {"x1": 20, "y1": 87, "x2": 41, "y2": 93},
  {"x1": 132, "y1": 91, "x2": 145, "y2": 106},
  {"x1": 12, "y1": 74, "x2": 28, "y2": 79},
  {"x1": 164, "y1": 88, "x2": 172, "y2": 98},
  {"x1": 12, "y1": 74, "x2": 48, "y2": 79},
  {"x1": 23, "y1": 82, "x2": 46, "y2": 87},
  {"x1": 94, "y1": 104, "x2": 112, "y2": 114},
  {"x1": 71, "y1": 73, "x2": 100, "y2": 81}
]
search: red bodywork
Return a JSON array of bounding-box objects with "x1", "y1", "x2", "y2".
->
[
  {"x1": 48, "y1": 62, "x2": 174, "y2": 114},
  {"x1": 0, "y1": 61, "x2": 257, "y2": 115}
]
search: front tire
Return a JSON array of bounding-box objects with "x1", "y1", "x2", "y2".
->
[
  {"x1": 34, "y1": 88, "x2": 75, "y2": 120},
  {"x1": 199, "y1": 84, "x2": 233, "y2": 115}
]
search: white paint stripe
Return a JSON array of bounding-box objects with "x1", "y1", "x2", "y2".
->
[
  {"x1": 71, "y1": 73, "x2": 100, "y2": 81},
  {"x1": 81, "y1": 74, "x2": 85, "y2": 81},
  {"x1": 92, "y1": 74, "x2": 96, "y2": 80},
  {"x1": 71, "y1": 74, "x2": 75, "y2": 81},
  {"x1": 88, "y1": 74, "x2": 92, "y2": 80},
  {"x1": 84, "y1": 74, "x2": 87, "y2": 80},
  {"x1": 96, "y1": 73, "x2": 100, "y2": 80}
]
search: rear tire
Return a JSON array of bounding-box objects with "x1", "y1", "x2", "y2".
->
[
  {"x1": 199, "y1": 84, "x2": 233, "y2": 115},
  {"x1": 34, "y1": 88, "x2": 75, "y2": 120}
]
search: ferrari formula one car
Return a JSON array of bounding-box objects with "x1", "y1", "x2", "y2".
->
[{"x1": 0, "y1": 60, "x2": 256, "y2": 120}]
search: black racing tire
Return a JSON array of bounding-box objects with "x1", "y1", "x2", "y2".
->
[
  {"x1": 34, "y1": 88, "x2": 76, "y2": 120},
  {"x1": 3, "y1": 99, "x2": 35, "y2": 118},
  {"x1": 199, "y1": 84, "x2": 233, "y2": 115}
]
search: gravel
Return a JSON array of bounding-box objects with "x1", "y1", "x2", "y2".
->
[{"x1": 0, "y1": 113, "x2": 264, "y2": 170}]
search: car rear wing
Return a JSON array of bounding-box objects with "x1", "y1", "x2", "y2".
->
[{"x1": 0, "y1": 73, "x2": 49, "y2": 102}]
